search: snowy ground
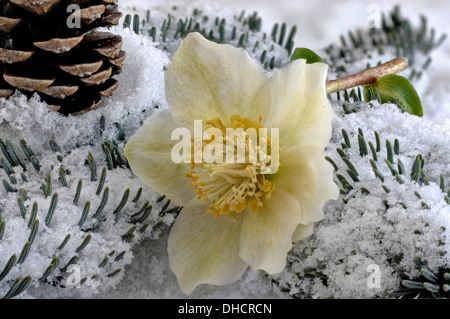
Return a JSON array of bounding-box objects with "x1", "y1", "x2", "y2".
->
[
  {"x1": 134, "y1": 0, "x2": 450, "y2": 126},
  {"x1": 110, "y1": 0, "x2": 450, "y2": 299},
  {"x1": 0, "y1": 0, "x2": 449, "y2": 299}
]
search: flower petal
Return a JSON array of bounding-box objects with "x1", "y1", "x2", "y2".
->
[
  {"x1": 124, "y1": 109, "x2": 194, "y2": 205},
  {"x1": 292, "y1": 223, "x2": 314, "y2": 242},
  {"x1": 239, "y1": 188, "x2": 302, "y2": 274},
  {"x1": 165, "y1": 32, "x2": 269, "y2": 127},
  {"x1": 263, "y1": 59, "x2": 333, "y2": 150},
  {"x1": 274, "y1": 144, "x2": 339, "y2": 225},
  {"x1": 168, "y1": 199, "x2": 248, "y2": 295}
]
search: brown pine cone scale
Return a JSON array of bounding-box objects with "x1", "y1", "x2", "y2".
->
[{"x1": 0, "y1": 0, "x2": 125, "y2": 115}]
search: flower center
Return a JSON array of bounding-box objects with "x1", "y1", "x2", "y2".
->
[{"x1": 186, "y1": 115, "x2": 276, "y2": 218}]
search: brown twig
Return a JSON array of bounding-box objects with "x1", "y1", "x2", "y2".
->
[{"x1": 326, "y1": 57, "x2": 409, "y2": 94}]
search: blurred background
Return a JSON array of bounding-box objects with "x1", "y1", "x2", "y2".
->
[
  {"x1": 121, "y1": 0, "x2": 449, "y2": 50},
  {"x1": 120, "y1": 0, "x2": 450, "y2": 126}
]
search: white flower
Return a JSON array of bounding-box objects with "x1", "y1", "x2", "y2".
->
[{"x1": 124, "y1": 32, "x2": 339, "y2": 295}]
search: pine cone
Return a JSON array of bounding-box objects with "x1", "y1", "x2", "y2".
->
[{"x1": 0, "y1": 0, "x2": 125, "y2": 115}]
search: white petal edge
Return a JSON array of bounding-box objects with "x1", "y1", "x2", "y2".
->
[
  {"x1": 292, "y1": 223, "x2": 314, "y2": 242},
  {"x1": 262, "y1": 59, "x2": 334, "y2": 150},
  {"x1": 239, "y1": 187, "x2": 302, "y2": 274},
  {"x1": 274, "y1": 144, "x2": 339, "y2": 225},
  {"x1": 168, "y1": 198, "x2": 248, "y2": 295},
  {"x1": 165, "y1": 32, "x2": 270, "y2": 127},
  {"x1": 124, "y1": 109, "x2": 195, "y2": 206}
]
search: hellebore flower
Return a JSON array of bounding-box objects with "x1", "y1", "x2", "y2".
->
[{"x1": 124, "y1": 32, "x2": 339, "y2": 295}]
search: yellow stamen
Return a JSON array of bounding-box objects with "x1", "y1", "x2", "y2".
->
[{"x1": 187, "y1": 115, "x2": 277, "y2": 218}]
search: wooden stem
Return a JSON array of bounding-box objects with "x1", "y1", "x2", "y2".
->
[{"x1": 326, "y1": 57, "x2": 409, "y2": 94}]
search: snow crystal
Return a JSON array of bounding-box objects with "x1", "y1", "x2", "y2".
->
[
  {"x1": 1, "y1": 0, "x2": 449, "y2": 299},
  {"x1": 271, "y1": 103, "x2": 450, "y2": 299}
]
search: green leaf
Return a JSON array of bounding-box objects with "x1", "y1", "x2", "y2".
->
[
  {"x1": 290, "y1": 47, "x2": 323, "y2": 64},
  {"x1": 363, "y1": 75, "x2": 423, "y2": 117}
]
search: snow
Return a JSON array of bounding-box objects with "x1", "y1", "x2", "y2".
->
[
  {"x1": 271, "y1": 102, "x2": 450, "y2": 298},
  {"x1": 0, "y1": 0, "x2": 449, "y2": 299}
]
